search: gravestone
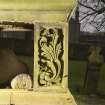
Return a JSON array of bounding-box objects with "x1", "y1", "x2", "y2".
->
[
  {"x1": 0, "y1": 0, "x2": 77, "y2": 105},
  {"x1": 84, "y1": 46, "x2": 103, "y2": 94}
]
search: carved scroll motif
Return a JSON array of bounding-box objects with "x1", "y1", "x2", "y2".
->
[{"x1": 38, "y1": 26, "x2": 64, "y2": 86}]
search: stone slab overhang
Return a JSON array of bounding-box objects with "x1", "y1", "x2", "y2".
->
[{"x1": 0, "y1": 0, "x2": 76, "y2": 23}]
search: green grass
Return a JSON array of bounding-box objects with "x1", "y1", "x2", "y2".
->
[
  {"x1": 69, "y1": 60, "x2": 87, "y2": 92},
  {"x1": 69, "y1": 60, "x2": 105, "y2": 105},
  {"x1": 74, "y1": 94, "x2": 105, "y2": 105},
  {"x1": 69, "y1": 60, "x2": 105, "y2": 95},
  {"x1": 97, "y1": 64, "x2": 105, "y2": 94}
]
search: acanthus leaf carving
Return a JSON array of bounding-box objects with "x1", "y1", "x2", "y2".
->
[{"x1": 38, "y1": 26, "x2": 63, "y2": 86}]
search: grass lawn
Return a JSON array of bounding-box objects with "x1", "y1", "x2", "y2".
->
[
  {"x1": 74, "y1": 94, "x2": 105, "y2": 105},
  {"x1": 69, "y1": 60, "x2": 105, "y2": 105},
  {"x1": 68, "y1": 60, "x2": 86, "y2": 91},
  {"x1": 69, "y1": 60, "x2": 105, "y2": 94}
]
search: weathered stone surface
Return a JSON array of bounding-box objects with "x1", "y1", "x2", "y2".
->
[
  {"x1": 0, "y1": 0, "x2": 76, "y2": 12},
  {"x1": 11, "y1": 73, "x2": 32, "y2": 89},
  {"x1": 0, "y1": 89, "x2": 77, "y2": 105}
]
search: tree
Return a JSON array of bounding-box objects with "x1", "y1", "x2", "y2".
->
[{"x1": 78, "y1": 0, "x2": 105, "y2": 32}]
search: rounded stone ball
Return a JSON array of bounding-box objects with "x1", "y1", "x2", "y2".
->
[{"x1": 11, "y1": 73, "x2": 32, "y2": 89}]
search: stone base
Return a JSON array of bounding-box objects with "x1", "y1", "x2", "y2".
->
[{"x1": 0, "y1": 88, "x2": 77, "y2": 105}]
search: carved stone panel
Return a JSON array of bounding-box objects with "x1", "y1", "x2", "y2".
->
[{"x1": 38, "y1": 26, "x2": 64, "y2": 86}]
